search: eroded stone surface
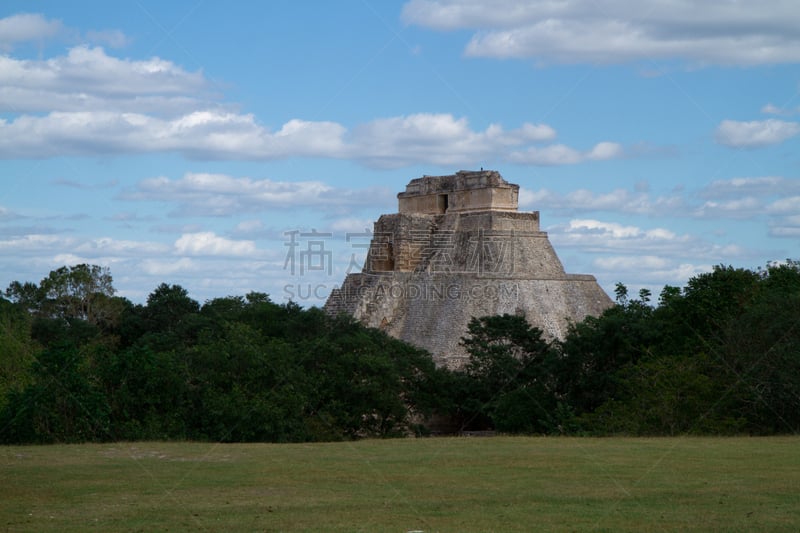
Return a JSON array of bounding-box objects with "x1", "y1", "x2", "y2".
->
[{"x1": 325, "y1": 170, "x2": 612, "y2": 368}]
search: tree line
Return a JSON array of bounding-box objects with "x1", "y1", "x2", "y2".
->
[{"x1": 1, "y1": 261, "x2": 798, "y2": 443}]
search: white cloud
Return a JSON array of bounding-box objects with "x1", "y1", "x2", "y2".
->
[
  {"x1": 0, "y1": 233, "x2": 77, "y2": 254},
  {"x1": 762, "y1": 103, "x2": 800, "y2": 116},
  {"x1": 328, "y1": 217, "x2": 375, "y2": 234},
  {"x1": 0, "y1": 45, "x2": 209, "y2": 114},
  {"x1": 140, "y1": 257, "x2": 196, "y2": 276},
  {"x1": 523, "y1": 177, "x2": 800, "y2": 223},
  {"x1": 694, "y1": 176, "x2": 800, "y2": 221},
  {"x1": 699, "y1": 176, "x2": 794, "y2": 198},
  {"x1": 74, "y1": 237, "x2": 170, "y2": 256},
  {"x1": 510, "y1": 144, "x2": 582, "y2": 165},
  {"x1": 715, "y1": 119, "x2": 800, "y2": 148},
  {"x1": 351, "y1": 113, "x2": 558, "y2": 168},
  {"x1": 0, "y1": 44, "x2": 625, "y2": 167},
  {"x1": 0, "y1": 232, "x2": 171, "y2": 265},
  {"x1": 591, "y1": 257, "x2": 712, "y2": 288},
  {"x1": 0, "y1": 227, "x2": 285, "y2": 304},
  {"x1": 767, "y1": 196, "x2": 800, "y2": 214},
  {"x1": 0, "y1": 110, "x2": 349, "y2": 159},
  {"x1": 549, "y1": 218, "x2": 695, "y2": 255},
  {"x1": 518, "y1": 187, "x2": 684, "y2": 216},
  {"x1": 0, "y1": 13, "x2": 62, "y2": 48},
  {"x1": 517, "y1": 188, "x2": 557, "y2": 209},
  {"x1": 693, "y1": 197, "x2": 763, "y2": 219},
  {"x1": 123, "y1": 172, "x2": 394, "y2": 216},
  {"x1": 233, "y1": 219, "x2": 266, "y2": 233},
  {"x1": 84, "y1": 29, "x2": 129, "y2": 48},
  {"x1": 402, "y1": 0, "x2": 800, "y2": 66},
  {"x1": 595, "y1": 255, "x2": 670, "y2": 271},
  {"x1": 588, "y1": 141, "x2": 623, "y2": 160},
  {"x1": 509, "y1": 142, "x2": 623, "y2": 165},
  {"x1": 174, "y1": 232, "x2": 257, "y2": 257},
  {"x1": 568, "y1": 219, "x2": 666, "y2": 239},
  {"x1": 0, "y1": 13, "x2": 129, "y2": 51},
  {"x1": 0, "y1": 107, "x2": 586, "y2": 166},
  {"x1": 769, "y1": 214, "x2": 800, "y2": 238},
  {"x1": 0, "y1": 206, "x2": 21, "y2": 221},
  {"x1": 552, "y1": 219, "x2": 757, "y2": 265}
]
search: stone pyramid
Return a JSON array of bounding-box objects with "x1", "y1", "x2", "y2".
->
[{"x1": 325, "y1": 170, "x2": 612, "y2": 368}]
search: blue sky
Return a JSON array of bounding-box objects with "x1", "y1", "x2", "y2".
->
[{"x1": 1, "y1": 1, "x2": 799, "y2": 306}]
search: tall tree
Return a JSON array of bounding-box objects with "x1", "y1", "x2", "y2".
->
[{"x1": 452, "y1": 314, "x2": 556, "y2": 433}]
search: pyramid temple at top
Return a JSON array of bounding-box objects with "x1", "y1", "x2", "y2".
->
[{"x1": 324, "y1": 170, "x2": 613, "y2": 368}]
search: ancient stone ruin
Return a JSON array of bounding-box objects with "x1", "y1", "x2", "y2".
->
[{"x1": 325, "y1": 170, "x2": 612, "y2": 368}]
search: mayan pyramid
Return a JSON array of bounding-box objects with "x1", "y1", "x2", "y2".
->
[{"x1": 325, "y1": 170, "x2": 612, "y2": 368}]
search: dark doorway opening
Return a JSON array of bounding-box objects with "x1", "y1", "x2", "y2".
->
[{"x1": 437, "y1": 194, "x2": 449, "y2": 213}]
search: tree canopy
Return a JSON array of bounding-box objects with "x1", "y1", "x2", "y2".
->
[{"x1": 1, "y1": 260, "x2": 799, "y2": 443}]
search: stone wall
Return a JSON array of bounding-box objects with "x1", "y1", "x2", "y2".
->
[
  {"x1": 325, "y1": 171, "x2": 613, "y2": 368},
  {"x1": 398, "y1": 169, "x2": 519, "y2": 215}
]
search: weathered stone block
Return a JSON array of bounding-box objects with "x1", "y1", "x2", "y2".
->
[{"x1": 325, "y1": 170, "x2": 612, "y2": 368}]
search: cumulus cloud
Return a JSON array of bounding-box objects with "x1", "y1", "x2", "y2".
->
[
  {"x1": 0, "y1": 110, "x2": 348, "y2": 159},
  {"x1": 699, "y1": 176, "x2": 796, "y2": 198},
  {"x1": 0, "y1": 45, "x2": 209, "y2": 114},
  {"x1": 0, "y1": 206, "x2": 22, "y2": 222},
  {"x1": 518, "y1": 187, "x2": 685, "y2": 216},
  {"x1": 767, "y1": 196, "x2": 800, "y2": 214},
  {"x1": 75, "y1": 237, "x2": 170, "y2": 256},
  {"x1": 695, "y1": 177, "x2": 800, "y2": 219},
  {"x1": 715, "y1": 119, "x2": 800, "y2": 148},
  {"x1": 352, "y1": 113, "x2": 558, "y2": 167},
  {"x1": 548, "y1": 219, "x2": 750, "y2": 265},
  {"x1": 563, "y1": 219, "x2": 678, "y2": 241},
  {"x1": 0, "y1": 43, "x2": 627, "y2": 167},
  {"x1": 401, "y1": 0, "x2": 800, "y2": 66},
  {"x1": 140, "y1": 257, "x2": 196, "y2": 277},
  {"x1": 592, "y1": 255, "x2": 712, "y2": 286},
  {"x1": 174, "y1": 232, "x2": 257, "y2": 257},
  {"x1": 0, "y1": 102, "x2": 618, "y2": 166},
  {"x1": 84, "y1": 29, "x2": 129, "y2": 48},
  {"x1": 594, "y1": 255, "x2": 670, "y2": 271},
  {"x1": 509, "y1": 142, "x2": 622, "y2": 165},
  {"x1": 0, "y1": 13, "x2": 63, "y2": 49},
  {"x1": 0, "y1": 13, "x2": 129, "y2": 51},
  {"x1": 231, "y1": 219, "x2": 267, "y2": 235},
  {"x1": 328, "y1": 217, "x2": 376, "y2": 234},
  {"x1": 769, "y1": 214, "x2": 800, "y2": 238},
  {"x1": 521, "y1": 177, "x2": 800, "y2": 227},
  {"x1": 693, "y1": 198, "x2": 763, "y2": 219},
  {"x1": 0, "y1": 233, "x2": 77, "y2": 255},
  {"x1": 0, "y1": 226, "x2": 286, "y2": 303},
  {"x1": 0, "y1": 233, "x2": 171, "y2": 270},
  {"x1": 122, "y1": 172, "x2": 394, "y2": 217}
]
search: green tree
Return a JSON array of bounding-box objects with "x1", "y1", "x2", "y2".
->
[
  {"x1": 0, "y1": 297, "x2": 38, "y2": 410},
  {"x1": 5, "y1": 264, "x2": 125, "y2": 348},
  {"x1": 451, "y1": 314, "x2": 556, "y2": 433},
  {"x1": 0, "y1": 344, "x2": 110, "y2": 443},
  {"x1": 712, "y1": 261, "x2": 800, "y2": 433},
  {"x1": 556, "y1": 288, "x2": 656, "y2": 419},
  {"x1": 298, "y1": 314, "x2": 438, "y2": 439},
  {"x1": 135, "y1": 284, "x2": 204, "y2": 351}
]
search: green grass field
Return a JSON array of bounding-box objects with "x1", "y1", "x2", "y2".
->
[{"x1": 2, "y1": 436, "x2": 799, "y2": 532}]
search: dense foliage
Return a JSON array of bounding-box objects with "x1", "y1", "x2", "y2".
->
[
  {"x1": 438, "y1": 261, "x2": 800, "y2": 436},
  {"x1": 1, "y1": 260, "x2": 798, "y2": 443},
  {"x1": 0, "y1": 266, "x2": 439, "y2": 443}
]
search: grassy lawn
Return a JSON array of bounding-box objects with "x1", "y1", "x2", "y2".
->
[{"x1": 1, "y1": 436, "x2": 799, "y2": 532}]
